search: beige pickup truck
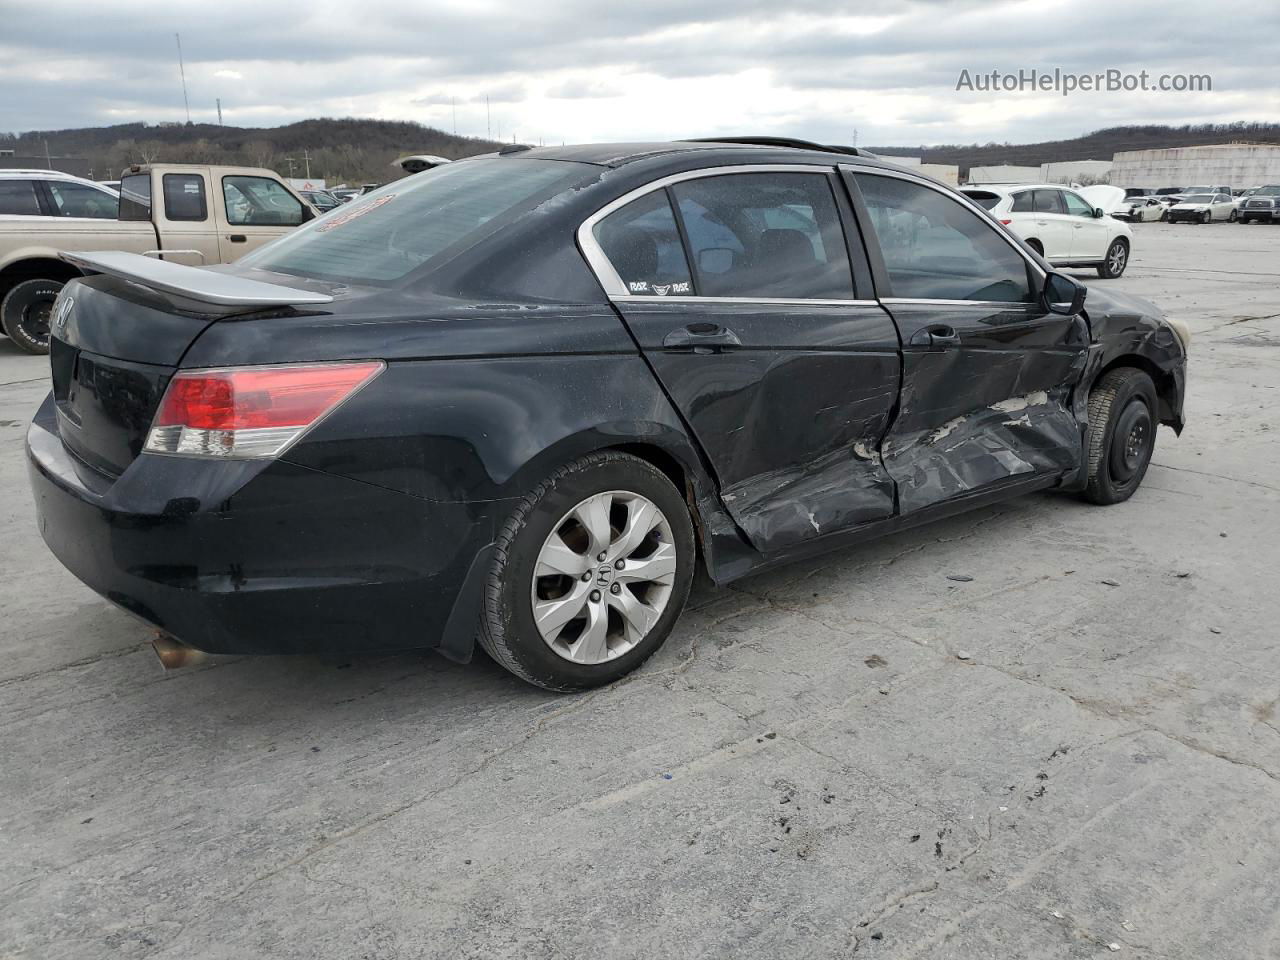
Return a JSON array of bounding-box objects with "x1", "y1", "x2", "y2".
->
[{"x1": 0, "y1": 163, "x2": 314, "y2": 354}]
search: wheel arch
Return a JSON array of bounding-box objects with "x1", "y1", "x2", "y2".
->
[
  {"x1": 1093, "y1": 353, "x2": 1180, "y2": 430},
  {"x1": 0, "y1": 256, "x2": 80, "y2": 302}
]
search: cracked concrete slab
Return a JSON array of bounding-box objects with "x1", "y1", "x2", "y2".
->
[{"x1": 1, "y1": 222, "x2": 1278, "y2": 958}]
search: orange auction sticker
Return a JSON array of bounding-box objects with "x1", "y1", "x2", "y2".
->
[{"x1": 317, "y1": 194, "x2": 397, "y2": 232}]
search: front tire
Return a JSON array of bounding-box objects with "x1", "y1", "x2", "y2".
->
[
  {"x1": 1201, "y1": 210, "x2": 1211, "y2": 224},
  {"x1": 478, "y1": 452, "x2": 696, "y2": 691},
  {"x1": 1096, "y1": 239, "x2": 1129, "y2": 279},
  {"x1": 1228, "y1": 208, "x2": 1238, "y2": 222},
  {"x1": 1082, "y1": 368, "x2": 1158, "y2": 505},
  {"x1": 0, "y1": 278, "x2": 63, "y2": 355}
]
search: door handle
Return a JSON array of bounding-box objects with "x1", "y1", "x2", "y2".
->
[
  {"x1": 908, "y1": 325, "x2": 961, "y2": 351},
  {"x1": 227, "y1": 234, "x2": 247, "y2": 243},
  {"x1": 663, "y1": 323, "x2": 742, "y2": 353}
]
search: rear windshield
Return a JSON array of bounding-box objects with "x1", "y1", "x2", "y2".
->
[
  {"x1": 961, "y1": 190, "x2": 1001, "y2": 210},
  {"x1": 240, "y1": 158, "x2": 595, "y2": 285}
]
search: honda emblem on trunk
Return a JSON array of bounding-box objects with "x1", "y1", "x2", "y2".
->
[{"x1": 52, "y1": 295, "x2": 74, "y2": 338}]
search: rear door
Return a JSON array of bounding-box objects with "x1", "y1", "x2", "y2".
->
[
  {"x1": 214, "y1": 173, "x2": 306, "y2": 258},
  {"x1": 583, "y1": 166, "x2": 901, "y2": 553},
  {"x1": 846, "y1": 168, "x2": 1088, "y2": 514},
  {"x1": 1027, "y1": 188, "x2": 1074, "y2": 260}
]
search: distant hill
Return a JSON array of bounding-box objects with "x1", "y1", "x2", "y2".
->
[
  {"x1": 6, "y1": 118, "x2": 1280, "y2": 184},
  {"x1": 0, "y1": 118, "x2": 505, "y2": 184},
  {"x1": 869, "y1": 122, "x2": 1280, "y2": 177}
]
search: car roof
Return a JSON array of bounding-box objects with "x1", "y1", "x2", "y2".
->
[
  {"x1": 0, "y1": 168, "x2": 86, "y2": 180},
  {"x1": 961, "y1": 183, "x2": 1086, "y2": 194},
  {"x1": 498, "y1": 138, "x2": 903, "y2": 171}
]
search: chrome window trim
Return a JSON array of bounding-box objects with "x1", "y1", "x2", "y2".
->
[
  {"x1": 577, "y1": 162, "x2": 856, "y2": 301},
  {"x1": 879, "y1": 297, "x2": 1036, "y2": 308},
  {"x1": 621, "y1": 296, "x2": 881, "y2": 307},
  {"x1": 838, "y1": 163, "x2": 1048, "y2": 283}
]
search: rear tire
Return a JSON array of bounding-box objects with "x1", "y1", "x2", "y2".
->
[
  {"x1": 1228, "y1": 208, "x2": 1238, "y2": 222},
  {"x1": 1025, "y1": 239, "x2": 1044, "y2": 256},
  {"x1": 478, "y1": 452, "x2": 696, "y2": 691},
  {"x1": 1096, "y1": 239, "x2": 1129, "y2": 279},
  {"x1": 0, "y1": 278, "x2": 62, "y2": 355},
  {"x1": 1082, "y1": 368, "x2": 1158, "y2": 505}
]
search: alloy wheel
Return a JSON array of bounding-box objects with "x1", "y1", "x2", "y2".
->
[
  {"x1": 1107, "y1": 243, "x2": 1127, "y2": 275},
  {"x1": 530, "y1": 490, "x2": 677, "y2": 665}
]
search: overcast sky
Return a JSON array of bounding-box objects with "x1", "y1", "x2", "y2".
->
[{"x1": 1, "y1": 0, "x2": 1275, "y2": 146}]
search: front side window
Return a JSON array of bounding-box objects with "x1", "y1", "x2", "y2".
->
[
  {"x1": 1061, "y1": 191, "x2": 1094, "y2": 217},
  {"x1": 592, "y1": 191, "x2": 693, "y2": 295},
  {"x1": 222, "y1": 176, "x2": 304, "y2": 226},
  {"x1": 163, "y1": 173, "x2": 207, "y2": 222},
  {"x1": 0, "y1": 180, "x2": 41, "y2": 216},
  {"x1": 45, "y1": 181, "x2": 118, "y2": 219},
  {"x1": 855, "y1": 174, "x2": 1033, "y2": 303},
  {"x1": 670, "y1": 173, "x2": 855, "y2": 299}
]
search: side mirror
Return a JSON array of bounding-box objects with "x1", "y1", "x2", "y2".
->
[
  {"x1": 1093, "y1": 207, "x2": 1105, "y2": 218},
  {"x1": 1042, "y1": 272, "x2": 1086, "y2": 315}
]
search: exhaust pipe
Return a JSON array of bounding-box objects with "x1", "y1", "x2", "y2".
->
[{"x1": 152, "y1": 632, "x2": 207, "y2": 670}]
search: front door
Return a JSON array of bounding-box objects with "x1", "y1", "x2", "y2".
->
[
  {"x1": 214, "y1": 173, "x2": 306, "y2": 260},
  {"x1": 847, "y1": 169, "x2": 1089, "y2": 514},
  {"x1": 1061, "y1": 189, "x2": 1109, "y2": 260},
  {"x1": 585, "y1": 168, "x2": 902, "y2": 553}
]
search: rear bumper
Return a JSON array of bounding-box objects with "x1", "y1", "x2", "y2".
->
[{"x1": 26, "y1": 394, "x2": 500, "y2": 659}]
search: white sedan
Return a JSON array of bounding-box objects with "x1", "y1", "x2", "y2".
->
[
  {"x1": 1166, "y1": 193, "x2": 1238, "y2": 223},
  {"x1": 1113, "y1": 196, "x2": 1167, "y2": 222},
  {"x1": 960, "y1": 183, "x2": 1134, "y2": 278}
]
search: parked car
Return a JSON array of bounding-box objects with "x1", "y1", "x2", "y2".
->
[
  {"x1": 959, "y1": 183, "x2": 1133, "y2": 277},
  {"x1": 328, "y1": 187, "x2": 361, "y2": 203},
  {"x1": 0, "y1": 163, "x2": 313, "y2": 354},
  {"x1": 1238, "y1": 185, "x2": 1280, "y2": 223},
  {"x1": 299, "y1": 188, "x2": 342, "y2": 212},
  {"x1": 26, "y1": 139, "x2": 1188, "y2": 691},
  {"x1": 1166, "y1": 193, "x2": 1238, "y2": 223},
  {"x1": 0, "y1": 169, "x2": 119, "y2": 220},
  {"x1": 1180, "y1": 184, "x2": 1233, "y2": 197},
  {"x1": 1112, "y1": 195, "x2": 1166, "y2": 222}
]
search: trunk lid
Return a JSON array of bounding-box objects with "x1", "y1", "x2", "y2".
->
[{"x1": 49, "y1": 253, "x2": 334, "y2": 478}]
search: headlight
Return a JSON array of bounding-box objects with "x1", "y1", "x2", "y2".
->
[{"x1": 1163, "y1": 316, "x2": 1191, "y2": 353}]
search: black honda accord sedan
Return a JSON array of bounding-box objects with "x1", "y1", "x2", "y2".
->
[{"x1": 27, "y1": 139, "x2": 1188, "y2": 690}]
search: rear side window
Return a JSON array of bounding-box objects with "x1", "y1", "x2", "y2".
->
[
  {"x1": 1010, "y1": 191, "x2": 1033, "y2": 212},
  {"x1": 1033, "y1": 190, "x2": 1064, "y2": 214},
  {"x1": 45, "y1": 181, "x2": 118, "y2": 218},
  {"x1": 592, "y1": 191, "x2": 693, "y2": 295},
  {"x1": 223, "y1": 176, "x2": 304, "y2": 226},
  {"x1": 854, "y1": 174, "x2": 1033, "y2": 303},
  {"x1": 670, "y1": 173, "x2": 855, "y2": 299},
  {"x1": 0, "y1": 180, "x2": 41, "y2": 215},
  {"x1": 962, "y1": 190, "x2": 1001, "y2": 210},
  {"x1": 119, "y1": 174, "x2": 152, "y2": 221},
  {"x1": 163, "y1": 174, "x2": 207, "y2": 221},
  {"x1": 240, "y1": 158, "x2": 594, "y2": 285}
]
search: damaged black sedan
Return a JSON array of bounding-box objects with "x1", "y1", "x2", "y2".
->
[{"x1": 27, "y1": 139, "x2": 1188, "y2": 691}]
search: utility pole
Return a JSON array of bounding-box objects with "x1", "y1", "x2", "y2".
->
[
  {"x1": 175, "y1": 33, "x2": 191, "y2": 124},
  {"x1": 216, "y1": 98, "x2": 223, "y2": 125},
  {"x1": 486, "y1": 96, "x2": 491, "y2": 140},
  {"x1": 302, "y1": 149, "x2": 311, "y2": 179},
  {"x1": 452, "y1": 96, "x2": 456, "y2": 136},
  {"x1": 44, "y1": 138, "x2": 52, "y2": 170}
]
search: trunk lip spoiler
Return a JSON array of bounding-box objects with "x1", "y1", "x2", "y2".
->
[{"x1": 59, "y1": 251, "x2": 335, "y2": 307}]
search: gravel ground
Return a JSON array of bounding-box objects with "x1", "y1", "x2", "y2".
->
[{"x1": 2, "y1": 221, "x2": 1278, "y2": 959}]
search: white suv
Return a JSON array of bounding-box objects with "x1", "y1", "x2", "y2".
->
[
  {"x1": 960, "y1": 183, "x2": 1134, "y2": 278},
  {"x1": 0, "y1": 169, "x2": 119, "y2": 220}
]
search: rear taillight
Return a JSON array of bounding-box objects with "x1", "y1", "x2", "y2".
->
[
  {"x1": 999, "y1": 219, "x2": 1012, "y2": 226},
  {"x1": 145, "y1": 361, "x2": 384, "y2": 458}
]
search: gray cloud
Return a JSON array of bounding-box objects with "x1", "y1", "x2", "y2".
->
[{"x1": 0, "y1": 0, "x2": 1274, "y2": 145}]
